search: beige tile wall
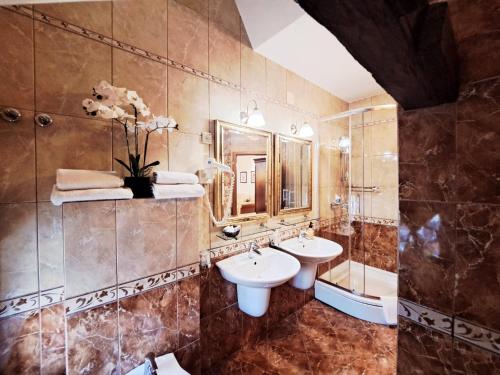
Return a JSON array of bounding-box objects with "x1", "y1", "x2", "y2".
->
[
  {"x1": 0, "y1": 0, "x2": 347, "y2": 302},
  {"x1": 349, "y1": 93, "x2": 398, "y2": 221}
]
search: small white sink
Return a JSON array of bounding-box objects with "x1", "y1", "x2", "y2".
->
[
  {"x1": 277, "y1": 237, "x2": 343, "y2": 290},
  {"x1": 216, "y1": 247, "x2": 300, "y2": 317}
]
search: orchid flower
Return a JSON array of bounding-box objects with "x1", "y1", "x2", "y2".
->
[{"x1": 83, "y1": 82, "x2": 178, "y2": 177}]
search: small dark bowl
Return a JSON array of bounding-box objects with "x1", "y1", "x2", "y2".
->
[{"x1": 222, "y1": 225, "x2": 241, "y2": 238}]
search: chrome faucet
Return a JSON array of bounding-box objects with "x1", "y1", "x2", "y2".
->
[
  {"x1": 144, "y1": 352, "x2": 158, "y2": 375},
  {"x1": 248, "y1": 241, "x2": 262, "y2": 257}
]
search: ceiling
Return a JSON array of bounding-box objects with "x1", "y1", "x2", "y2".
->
[{"x1": 235, "y1": 0, "x2": 384, "y2": 103}]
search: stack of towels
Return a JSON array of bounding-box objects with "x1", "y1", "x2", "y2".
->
[
  {"x1": 50, "y1": 169, "x2": 133, "y2": 206},
  {"x1": 152, "y1": 171, "x2": 205, "y2": 199}
]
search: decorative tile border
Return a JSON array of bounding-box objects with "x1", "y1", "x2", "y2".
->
[
  {"x1": 398, "y1": 298, "x2": 453, "y2": 335},
  {"x1": 399, "y1": 299, "x2": 500, "y2": 355},
  {"x1": 455, "y1": 318, "x2": 500, "y2": 355},
  {"x1": 65, "y1": 262, "x2": 201, "y2": 315},
  {"x1": 40, "y1": 286, "x2": 64, "y2": 308},
  {"x1": 0, "y1": 291, "x2": 39, "y2": 319},
  {"x1": 65, "y1": 285, "x2": 118, "y2": 315},
  {"x1": 352, "y1": 215, "x2": 399, "y2": 226},
  {"x1": 4, "y1": 4, "x2": 319, "y2": 121}
]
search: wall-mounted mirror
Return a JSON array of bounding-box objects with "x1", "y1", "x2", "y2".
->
[
  {"x1": 215, "y1": 120, "x2": 273, "y2": 223},
  {"x1": 274, "y1": 134, "x2": 312, "y2": 215}
]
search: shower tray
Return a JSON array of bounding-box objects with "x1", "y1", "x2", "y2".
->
[{"x1": 315, "y1": 260, "x2": 398, "y2": 325}]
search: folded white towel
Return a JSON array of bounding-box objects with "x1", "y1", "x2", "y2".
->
[
  {"x1": 153, "y1": 171, "x2": 199, "y2": 185},
  {"x1": 152, "y1": 183, "x2": 205, "y2": 199},
  {"x1": 50, "y1": 185, "x2": 133, "y2": 206},
  {"x1": 381, "y1": 296, "x2": 398, "y2": 325},
  {"x1": 56, "y1": 169, "x2": 123, "y2": 191}
]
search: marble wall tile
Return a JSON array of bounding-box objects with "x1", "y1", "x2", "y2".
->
[
  {"x1": 37, "y1": 202, "x2": 64, "y2": 291},
  {"x1": 399, "y1": 104, "x2": 456, "y2": 165},
  {"x1": 35, "y1": 1, "x2": 112, "y2": 36},
  {"x1": 168, "y1": 131, "x2": 209, "y2": 174},
  {"x1": 118, "y1": 283, "x2": 178, "y2": 373},
  {"x1": 116, "y1": 199, "x2": 176, "y2": 284},
  {"x1": 0, "y1": 310, "x2": 40, "y2": 374},
  {"x1": 266, "y1": 59, "x2": 286, "y2": 103},
  {"x1": 113, "y1": 48, "x2": 167, "y2": 118},
  {"x1": 207, "y1": 265, "x2": 236, "y2": 315},
  {"x1": 177, "y1": 198, "x2": 205, "y2": 267},
  {"x1": 178, "y1": 275, "x2": 200, "y2": 348},
  {"x1": 398, "y1": 201, "x2": 456, "y2": 314},
  {"x1": 209, "y1": 0, "x2": 241, "y2": 39},
  {"x1": 0, "y1": 8, "x2": 34, "y2": 110},
  {"x1": 447, "y1": 0, "x2": 500, "y2": 84},
  {"x1": 199, "y1": 269, "x2": 210, "y2": 319},
  {"x1": 371, "y1": 93, "x2": 397, "y2": 122},
  {"x1": 364, "y1": 223, "x2": 398, "y2": 273},
  {"x1": 34, "y1": 21, "x2": 111, "y2": 117},
  {"x1": 452, "y1": 339, "x2": 500, "y2": 375},
  {"x1": 208, "y1": 24, "x2": 240, "y2": 85},
  {"x1": 67, "y1": 302, "x2": 119, "y2": 374},
  {"x1": 41, "y1": 303, "x2": 65, "y2": 375},
  {"x1": 168, "y1": 0, "x2": 208, "y2": 72},
  {"x1": 209, "y1": 81, "x2": 240, "y2": 124},
  {"x1": 175, "y1": 0, "x2": 208, "y2": 16},
  {"x1": 241, "y1": 42, "x2": 266, "y2": 93},
  {"x1": 0, "y1": 203, "x2": 38, "y2": 300},
  {"x1": 241, "y1": 311, "x2": 267, "y2": 348},
  {"x1": 36, "y1": 114, "x2": 112, "y2": 200},
  {"x1": 371, "y1": 121, "x2": 398, "y2": 156},
  {"x1": 397, "y1": 317, "x2": 453, "y2": 375},
  {"x1": 113, "y1": 0, "x2": 168, "y2": 57},
  {"x1": 168, "y1": 67, "x2": 209, "y2": 135},
  {"x1": 175, "y1": 339, "x2": 201, "y2": 375},
  {"x1": 456, "y1": 78, "x2": 499, "y2": 204},
  {"x1": 267, "y1": 283, "x2": 305, "y2": 328},
  {"x1": 286, "y1": 70, "x2": 305, "y2": 108},
  {"x1": 455, "y1": 203, "x2": 500, "y2": 331},
  {"x1": 0, "y1": 110, "x2": 36, "y2": 203},
  {"x1": 64, "y1": 201, "x2": 116, "y2": 298},
  {"x1": 205, "y1": 304, "x2": 242, "y2": 369},
  {"x1": 398, "y1": 104, "x2": 456, "y2": 202}
]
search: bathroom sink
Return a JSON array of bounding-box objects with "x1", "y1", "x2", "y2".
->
[
  {"x1": 278, "y1": 236, "x2": 343, "y2": 263},
  {"x1": 216, "y1": 247, "x2": 300, "y2": 317},
  {"x1": 275, "y1": 237, "x2": 343, "y2": 290}
]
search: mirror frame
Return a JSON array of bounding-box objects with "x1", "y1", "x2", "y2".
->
[
  {"x1": 274, "y1": 134, "x2": 313, "y2": 216},
  {"x1": 214, "y1": 120, "x2": 273, "y2": 223}
]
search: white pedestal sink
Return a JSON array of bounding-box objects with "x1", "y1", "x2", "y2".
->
[
  {"x1": 216, "y1": 247, "x2": 300, "y2": 317},
  {"x1": 276, "y1": 236, "x2": 343, "y2": 290}
]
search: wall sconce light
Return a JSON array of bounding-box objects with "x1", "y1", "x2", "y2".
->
[
  {"x1": 241, "y1": 99, "x2": 266, "y2": 127},
  {"x1": 290, "y1": 121, "x2": 314, "y2": 137}
]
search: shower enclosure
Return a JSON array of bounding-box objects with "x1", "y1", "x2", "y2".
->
[{"x1": 316, "y1": 103, "x2": 399, "y2": 325}]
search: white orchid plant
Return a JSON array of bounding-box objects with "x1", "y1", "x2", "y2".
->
[{"x1": 82, "y1": 81, "x2": 178, "y2": 177}]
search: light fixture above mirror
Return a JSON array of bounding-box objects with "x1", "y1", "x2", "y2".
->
[
  {"x1": 290, "y1": 121, "x2": 314, "y2": 137},
  {"x1": 241, "y1": 99, "x2": 266, "y2": 128}
]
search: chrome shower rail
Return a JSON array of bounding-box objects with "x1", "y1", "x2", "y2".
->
[{"x1": 350, "y1": 185, "x2": 381, "y2": 193}]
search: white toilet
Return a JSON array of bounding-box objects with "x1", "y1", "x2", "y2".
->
[{"x1": 126, "y1": 353, "x2": 189, "y2": 375}]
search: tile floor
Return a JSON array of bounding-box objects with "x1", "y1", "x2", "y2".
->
[{"x1": 216, "y1": 299, "x2": 397, "y2": 374}]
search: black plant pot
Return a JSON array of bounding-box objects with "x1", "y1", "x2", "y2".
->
[{"x1": 124, "y1": 177, "x2": 152, "y2": 198}]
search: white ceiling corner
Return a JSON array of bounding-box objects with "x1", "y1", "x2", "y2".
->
[{"x1": 235, "y1": 0, "x2": 384, "y2": 103}]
